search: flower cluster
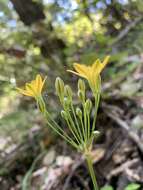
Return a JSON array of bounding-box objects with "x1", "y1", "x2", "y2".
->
[{"x1": 17, "y1": 56, "x2": 110, "y2": 190}]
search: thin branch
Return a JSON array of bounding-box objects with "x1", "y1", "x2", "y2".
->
[
  {"x1": 103, "y1": 103, "x2": 143, "y2": 154},
  {"x1": 107, "y1": 158, "x2": 139, "y2": 179},
  {"x1": 63, "y1": 157, "x2": 84, "y2": 190}
]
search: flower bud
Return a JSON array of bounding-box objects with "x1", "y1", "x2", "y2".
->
[
  {"x1": 91, "y1": 130, "x2": 100, "y2": 142},
  {"x1": 85, "y1": 99, "x2": 92, "y2": 114},
  {"x1": 63, "y1": 97, "x2": 70, "y2": 109},
  {"x1": 78, "y1": 79, "x2": 85, "y2": 92},
  {"x1": 93, "y1": 130, "x2": 100, "y2": 138},
  {"x1": 55, "y1": 77, "x2": 64, "y2": 102},
  {"x1": 76, "y1": 107, "x2": 82, "y2": 119},
  {"x1": 78, "y1": 90, "x2": 85, "y2": 103},
  {"x1": 61, "y1": 110, "x2": 67, "y2": 120},
  {"x1": 88, "y1": 130, "x2": 100, "y2": 146},
  {"x1": 64, "y1": 85, "x2": 73, "y2": 101}
]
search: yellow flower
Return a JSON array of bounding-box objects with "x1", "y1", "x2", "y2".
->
[
  {"x1": 67, "y1": 56, "x2": 110, "y2": 92},
  {"x1": 17, "y1": 74, "x2": 46, "y2": 98}
]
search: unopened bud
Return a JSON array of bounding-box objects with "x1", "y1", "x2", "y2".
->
[
  {"x1": 64, "y1": 85, "x2": 73, "y2": 101},
  {"x1": 88, "y1": 130, "x2": 100, "y2": 146},
  {"x1": 93, "y1": 130, "x2": 100, "y2": 138},
  {"x1": 61, "y1": 110, "x2": 67, "y2": 120},
  {"x1": 85, "y1": 99, "x2": 92, "y2": 114},
  {"x1": 55, "y1": 77, "x2": 64, "y2": 102},
  {"x1": 63, "y1": 97, "x2": 70, "y2": 109},
  {"x1": 78, "y1": 90, "x2": 85, "y2": 103},
  {"x1": 91, "y1": 130, "x2": 100, "y2": 142},
  {"x1": 78, "y1": 79, "x2": 85, "y2": 92},
  {"x1": 76, "y1": 107, "x2": 82, "y2": 119}
]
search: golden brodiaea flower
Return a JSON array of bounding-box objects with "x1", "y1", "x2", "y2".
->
[
  {"x1": 17, "y1": 74, "x2": 46, "y2": 98},
  {"x1": 67, "y1": 56, "x2": 110, "y2": 92}
]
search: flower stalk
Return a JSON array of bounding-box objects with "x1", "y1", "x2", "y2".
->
[{"x1": 85, "y1": 153, "x2": 99, "y2": 190}]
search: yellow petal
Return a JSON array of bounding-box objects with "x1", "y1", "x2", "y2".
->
[
  {"x1": 67, "y1": 69, "x2": 88, "y2": 79},
  {"x1": 16, "y1": 87, "x2": 34, "y2": 97},
  {"x1": 102, "y1": 55, "x2": 110, "y2": 69},
  {"x1": 36, "y1": 74, "x2": 42, "y2": 92},
  {"x1": 92, "y1": 59, "x2": 102, "y2": 75},
  {"x1": 88, "y1": 69, "x2": 93, "y2": 83},
  {"x1": 73, "y1": 63, "x2": 89, "y2": 78},
  {"x1": 26, "y1": 83, "x2": 36, "y2": 96},
  {"x1": 92, "y1": 59, "x2": 101, "y2": 69},
  {"x1": 41, "y1": 76, "x2": 47, "y2": 92},
  {"x1": 31, "y1": 80, "x2": 37, "y2": 88},
  {"x1": 93, "y1": 56, "x2": 110, "y2": 74}
]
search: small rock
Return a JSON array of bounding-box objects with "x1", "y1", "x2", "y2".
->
[
  {"x1": 131, "y1": 115, "x2": 143, "y2": 129},
  {"x1": 43, "y1": 149, "x2": 56, "y2": 166}
]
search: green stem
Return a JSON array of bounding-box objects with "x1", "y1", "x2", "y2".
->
[
  {"x1": 65, "y1": 117, "x2": 81, "y2": 145},
  {"x1": 83, "y1": 103, "x2": 88, "y2": 143},
  {"x1": 66, "y1": 110, "x2": 82, "y2": 144},
  {"x1": 92, "y1": 93, "x2": 100, "y2": 133},
  {"x1": 87, "y1": 112, "x2": 90, "y2": 140},
  {"x1": 37, "y1": 96, "x2": 79, "y2": 149},
  {"x1": 44, "y1": 111, "x2": 78, "y2": 149},
  {"x1": 47, "y1": 120, "x2": 78, "y2": 149},
  {"x1": 80, "y1": 116, "x2": 86, "y2": 142},
  {"x1": 71, "y1": 104, "x2": 83, "y2": 142},
  {"x1": 86, "y1": 154, "x2": 99, "y2": 190}
]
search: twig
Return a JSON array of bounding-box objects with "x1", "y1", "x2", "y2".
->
[
  {"x1": 103, "y1": 103, "x2": 143, "y2": 154},
  {"x1": 74, "y1": 173, "x2": 90, "y2": 190},
  {"x1": 63, "y1": 157, "x2": 85, "y2": 190},
  {"x1": 107, "y1": 158, "x2": 139, "y2": 179}
]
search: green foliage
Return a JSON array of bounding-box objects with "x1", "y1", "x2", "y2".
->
[
  {"x1": 101, "y1": 185, "x2": 114, "y2": 190},
  {"x1": 124, "y1": 183, "x2": 141, "y2": 190},
  {"x1": 100, "y1": 183, "x2": 141, "y2": 190}
]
